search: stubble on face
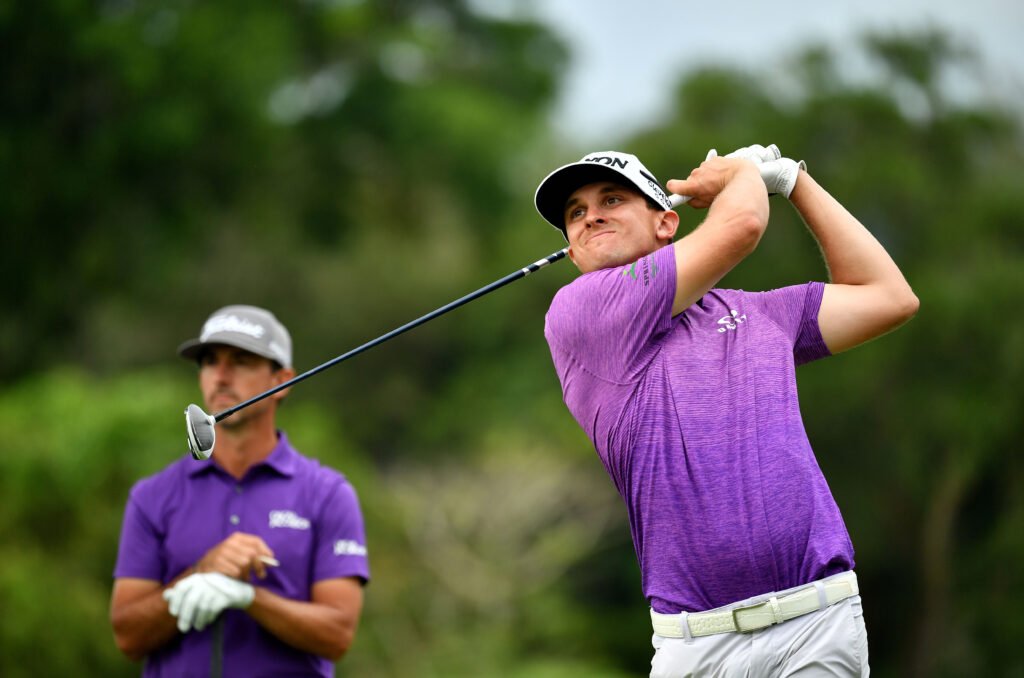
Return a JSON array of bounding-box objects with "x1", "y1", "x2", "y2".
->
[{"x1": 198, "y1": 347, "x2": 282, "y2": 430}]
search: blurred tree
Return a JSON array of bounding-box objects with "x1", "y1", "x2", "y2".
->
[{"x1": 0, "y1": 0, "x2": 566, "y2": 381}]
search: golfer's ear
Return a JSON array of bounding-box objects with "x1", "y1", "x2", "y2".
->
[
  {"x1": 271, "y1": 367, "x2": 295, "y2": 400},
  {"x1": 657, "y1": 209, "x2": 680, "y2": 241},
  {"x1": 567, "y1": 245, "x2": 579, "y2": 268}
]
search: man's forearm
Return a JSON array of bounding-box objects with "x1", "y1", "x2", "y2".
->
[
  {"x1": 668, "y1": 161, "x2": 769, "y2": 314},
  {"x1": 111, "y1": 585, "x2": 184, "y2": 660},
  {"x1": 789, "y1": 169, "x2": 911, "y2": 291},
  {"x1": 789, "y1": 168, "x2": 919, "y2": 352},
  {"x1": 247, "y1": 586, "x2": 359, "y2": 661}
]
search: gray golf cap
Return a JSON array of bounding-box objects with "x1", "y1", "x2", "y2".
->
[
  {"x1": 178, "y1": 305, "x2": 292, "y2": 369},
  {"x1": 534, "y1": 151, "x2": 673, "y2": 240}
]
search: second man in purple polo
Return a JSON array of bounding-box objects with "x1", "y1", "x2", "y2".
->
[{"x1": 110, "y1": 305, "x2": 369, "y2": 677}]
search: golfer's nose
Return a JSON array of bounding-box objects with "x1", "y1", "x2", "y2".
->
[
  {"x1": 209, "y1": 358, "x2": 234, "y2": 383},
  {"x1": 584, "y1": 206, "x2": 606, "y2": 228}
]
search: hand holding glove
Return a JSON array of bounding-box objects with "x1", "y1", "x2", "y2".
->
[{"x1": 163, "y1": 572, "x2": 255, "y2": 633}]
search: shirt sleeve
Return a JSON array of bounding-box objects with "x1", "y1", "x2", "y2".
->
[
  {"x1": 748, "y1": 282, "x2": 831, "y2": 365},
  {"x1": 113, "y1": 489, "x2": 165, "y2": 581},
  {"x1": 544, "y1": 245, "x2": 678, "y2": 383},
  {"x1": 313, "y1": 479, "x2": 370, "y2": 584}
]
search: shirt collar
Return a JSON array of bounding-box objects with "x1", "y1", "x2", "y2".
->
[{"x1": 187, "y1": 430, "x2": 297, "y2": 479}]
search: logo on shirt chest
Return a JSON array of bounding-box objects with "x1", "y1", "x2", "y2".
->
[
  {"x1": 717, "y1": 309, "x2": 747, "y2": 332},
  {"x1": 268, "y1": 510, "x2": 310, "y2": 530}
]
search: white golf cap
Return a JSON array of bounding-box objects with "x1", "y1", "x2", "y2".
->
[
  {"x1": 534, "y1": 151, "x2": 673, "y2": 239},
  {"x1": 178, "y1": 305, "x2": 292, "y2": 369}
]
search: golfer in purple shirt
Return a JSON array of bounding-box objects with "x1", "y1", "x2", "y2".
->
[
  {"x1": 111, "y1": 305, "x2": 369, "y2": 677},
  {"x1": 534, "y1": 146, "x2": 918, "y2": 676}
]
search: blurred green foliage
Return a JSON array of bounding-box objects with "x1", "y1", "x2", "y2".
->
[{"x1": 1, "y1": 1, "x2": 1022, "y2": 676}]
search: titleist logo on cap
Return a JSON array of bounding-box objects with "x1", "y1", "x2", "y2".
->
[{"x1": 201, "y1": 314, "x2": 266, "y2": 341}]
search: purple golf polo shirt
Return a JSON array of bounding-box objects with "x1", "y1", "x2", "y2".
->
[
  {"x1": 544, "y1": 245, "x2": 854, "y2": 614},
  {"x1": 114, "y1": 431, "x2": 369, "y2": 678}
]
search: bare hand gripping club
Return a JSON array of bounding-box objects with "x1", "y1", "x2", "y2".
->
[{"x1": 184, "y1": 193, "x2": 692, "y2": 459}]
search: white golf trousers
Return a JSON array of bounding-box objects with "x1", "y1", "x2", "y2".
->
[{"x1": 650, "y1": 595, "x2": 869, "y2": 677}]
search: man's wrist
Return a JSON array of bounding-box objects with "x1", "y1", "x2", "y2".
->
[{"x1": 167, "y1": 566, "x2": 196, "y2": 589}]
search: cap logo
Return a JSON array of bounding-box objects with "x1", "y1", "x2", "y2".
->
[
  {"x1": 584, "y1": 155, "x2": 628, "y2": 169},
  {"x1": 639, "y1": 169, "x2": 672, "y2": 208},
  {"x1": 201, "y1": 314, "x2": 266, "y2": 341}
]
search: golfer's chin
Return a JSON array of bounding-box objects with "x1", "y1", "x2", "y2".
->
[
  {"x1": 575, "y1": 245, "x2": 648, "y2": 274},
  {"x1": 207, "y1": 395, "x2": 238, "y2": 411}
]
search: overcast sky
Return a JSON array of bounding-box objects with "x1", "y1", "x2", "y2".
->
[{"x1": 484, "y1": 0, "x2": 1023, "y2": 144}]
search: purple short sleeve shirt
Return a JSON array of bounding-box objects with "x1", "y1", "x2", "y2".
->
[
  {"x1": 114, "y1": 432, "x2": 369, "y2": 677},
  {"x1": 544, "y1": 245, "x2": 854, "y2": 614}
]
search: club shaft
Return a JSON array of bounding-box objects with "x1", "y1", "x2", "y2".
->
[{"x1": 214, "y1": 248, "x2": 569, "y2": 422}]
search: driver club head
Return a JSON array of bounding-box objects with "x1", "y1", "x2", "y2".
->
[{"x1": 185, "y1": 403, "x2": 216, "y2": 460}]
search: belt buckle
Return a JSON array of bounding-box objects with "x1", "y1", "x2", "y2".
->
[{"x1": 730, "y1": 600, "x2": 772, "y2": 633}]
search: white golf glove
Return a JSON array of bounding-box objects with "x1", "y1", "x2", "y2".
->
[
  {"x1": 163, "y1": 573, "x2": 255, "y2": 633},
  {"x1": 708, "y1": 144, "x2": 806, "y2": 198},
  {"x1": 705, "y1": 143, "x2": 780, "y2": 164},
  {"x1": 757, "y1": 157, "x2": 806, "y2": 198},
  {"x1": 725, "y1": 143, "x2": 782, "y2": 164}
]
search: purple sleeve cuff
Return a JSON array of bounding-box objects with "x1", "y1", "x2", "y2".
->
[
  {"x1": 795, "y1": 282, "x2": 832, "y2": 366},
  {"x1": 314, "y1": 482, "x2": 371, "y2": 584}
]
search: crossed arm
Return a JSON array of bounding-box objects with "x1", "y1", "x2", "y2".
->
[
  {"x1": 110, "y1": 576, "x2": 363, "y2": 661},
  {"x1": 110, "y1": 533, "x2": 364, "y2": 662}
]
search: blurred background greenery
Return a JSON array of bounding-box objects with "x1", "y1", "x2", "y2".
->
[{"x1": 1, "y1": 1, "x2": 1022, "y2": 676}]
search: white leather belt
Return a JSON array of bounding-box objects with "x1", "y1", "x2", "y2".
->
[{"x1": 650, "y1": 571, "x2": 859, "y2": 638}]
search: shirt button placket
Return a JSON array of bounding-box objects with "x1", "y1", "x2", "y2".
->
[{"x1": 229, "y1": 484, "x2": 243, "y2": 528}]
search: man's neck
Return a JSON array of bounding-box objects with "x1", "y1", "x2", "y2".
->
[{"x1": 213, "y1": 419, "x2": 279, "y2": 480}]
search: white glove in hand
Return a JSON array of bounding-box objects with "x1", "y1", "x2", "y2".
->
[
  {"x1": 724, "y1": 143, "x2": 782, "y2": 164},
  {"x1": 163, "y1": 573, "x2": 255, "y2": 633},
  {"x1": 757, "y1": 157, "x2": 806, "y2": 199},
  {"x1": 705, "y1": 144, "x2": 806, "y2": 198}
]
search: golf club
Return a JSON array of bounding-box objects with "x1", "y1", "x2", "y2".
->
[{"x1": 185, "y1": 192, "x2": 692, "y2": 459}]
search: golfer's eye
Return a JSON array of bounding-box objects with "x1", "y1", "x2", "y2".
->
[
  {"x1": 605, "y1": 195, "x2": 622, "y2": 206},
  {"x1": 567, "y1": 206, "x2": 586, "y2": 221}
]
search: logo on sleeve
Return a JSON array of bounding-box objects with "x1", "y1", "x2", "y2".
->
[
  {"x1": 622, "y1": 255, "x2": 659, "y2": 286},
  {"x1": 334, "y1": 539, "x2": 367, "y2": 557},
  {"x1": 268, "y1": 510, "x2": 311, "y2": 530},
  {"x1": 717, "y1": 310, "x2": 747, "y2": 332}
]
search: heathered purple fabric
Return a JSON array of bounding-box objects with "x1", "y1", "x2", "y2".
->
[
  {"x1": 114, "y1": 431, "x2": 369, "y2": 677},
  {"x1": 544, "y1": 245, "x2": 853, "y2": 614}
]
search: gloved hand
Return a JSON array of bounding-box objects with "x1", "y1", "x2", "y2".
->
[
  {"x1": 705, "y1": 143, "x2": 780, "y2": 164},
  {"x1": 757, "y1": 157, "x2": 806, "y2": 198},
  {"x1": 163, "y1": 572, "x2": 255, "y2": 633},
  {"x1": 724, "y1": 143, "x2": 782, "y2": 164},
  {"x1": 710, "y1": 144, "x2": 806, "y2": 198}
]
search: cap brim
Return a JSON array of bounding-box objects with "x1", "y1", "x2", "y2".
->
[
  {"x1": 535, "y1": 164, "x2": 634, "y2": 235},
  {"x1": 177, "y1": 339, "x2": 206, "y2": 362},
  {"x1": 177, "y1": 338, "x2": 284, "y2": 367}
]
